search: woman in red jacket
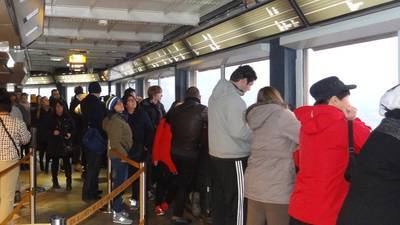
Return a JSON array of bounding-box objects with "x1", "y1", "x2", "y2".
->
[{"x1": 288, "y1": 76, "x2": 371, "y2": 225}]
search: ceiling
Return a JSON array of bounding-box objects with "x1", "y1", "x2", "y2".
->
[{"x1": 27, "y1": 0, "x2": 234, "y2": 74}]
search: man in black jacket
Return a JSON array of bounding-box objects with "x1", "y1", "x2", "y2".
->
[
  {"x1": 69, "y1": 86, "x2": 84, "y2": 172},
  {"x1": 81, "y1": 82, "x2": 107, "y2": 201},
  {"x1": 168, "y1": 87, "x2": 208, "y2": 224}
]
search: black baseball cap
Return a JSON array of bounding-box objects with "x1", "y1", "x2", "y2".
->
[{"x1": 310, "y1": 76, "x2": 356, "y2": 101}]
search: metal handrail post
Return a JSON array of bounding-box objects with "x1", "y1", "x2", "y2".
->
[
  {"x1": 106, "y1": 141, "x2": 112, "y2": 214},
  {"x1": 29, "y1": 147, "x2": 36, "y2": 223},
  {"x1": 139, "y1": 162, "x2": 146, "y2": 224}
]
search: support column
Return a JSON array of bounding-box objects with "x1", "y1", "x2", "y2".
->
[
  {"x1": 136, "y1": 78, "x2": 144, "y2": 98},
  {"x1": 269, "y1": 39, "x2": 297, "y2": 108},
  {"x1": 116, "y1": 83, "x2": 122, "y2": 98},
  {"x1": 175, "y1": 68, "x2": 188, "y2": 102}
]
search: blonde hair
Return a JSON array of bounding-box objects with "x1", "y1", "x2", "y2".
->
[{"x1": 246, "y1": 86, "x2": 286, "y2": 121}]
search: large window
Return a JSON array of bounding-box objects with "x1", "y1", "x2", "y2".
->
[
  {"x1": 225, "y1": 60, "x2": 270, "y2": 107},
  {"x1": 160, "y1": 76, "x2": 175, "y2": 111},
  {"x1": 307, "y1": 37, "x2": 398, "y2": 128},
  {"x1": 196, "y1": 68, "x2": 222, "y2": 105},
  {"x1": 39, "y1": 86, "x2": 56, "y2": 98}
]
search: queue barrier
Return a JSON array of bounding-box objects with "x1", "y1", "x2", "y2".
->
[
  {"x1": 0, "y1": 150, "x2": 35, "y2": 225},
  {"x1": 66, "y1": 149, "x2": 146, "y2": 225}
]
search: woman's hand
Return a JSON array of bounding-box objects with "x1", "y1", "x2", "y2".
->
[
  {"x1": 344, "y1": 105, "x2": 357, "y2": 121},
  {"x1": 65, "y1": 133, "x2": 71, "y2": 139},
  {"x1": 53, "y1": 130, "x2": 60, "y2": 135}
]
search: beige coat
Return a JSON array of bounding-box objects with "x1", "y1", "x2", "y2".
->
[
  {"x1": 244, "y1": 103, "x2": 300, "y2": 204},
  {"x1": 102, "y1": 113, "x2": 133, "y2": 158}
]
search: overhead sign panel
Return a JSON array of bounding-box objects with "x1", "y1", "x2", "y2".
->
[
  {"x1": 185, "y1": 0, "x2": 303, "y2": 56},
  {"x1": 142, "y1": 48, "x2": 174, "y2": 69},
  {"x1": 132, "y1": 58, "x2": 147, "y2": 74},
  {"x1": 55, "y1": 73, "x2": 99, "y2": 83},
  {"x1": 296, "y1": 0, "x2": 395, "y2": 24},
  {"x1": 24, "y1": 76, "x2": 54, "y2": 85},
  {"x1": 165, "y1": 41, "x2": 193, "y2": 63}
]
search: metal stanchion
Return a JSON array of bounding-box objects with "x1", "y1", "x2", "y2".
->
[
  {"x1": 105, "y1": 141, "x2": 112, "y2": 214},
  {"x1": 29, "y1": 147, "x2": 36, "y2": 224},
  {"x1": 139, "y1": 162, "x2": 146, "y2": 224}
]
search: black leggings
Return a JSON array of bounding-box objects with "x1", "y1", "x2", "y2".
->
[{"x1": 289, "y1": 217, "x2": 312, "y2": 225}]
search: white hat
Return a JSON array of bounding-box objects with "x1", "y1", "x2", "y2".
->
[{"x1": 379, "y1": 84, "x2": 400, "y2": 116}]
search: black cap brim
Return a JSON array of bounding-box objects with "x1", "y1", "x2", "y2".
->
[{"x1": 345, "y1": 84, "x2": 357, "y2": 90}]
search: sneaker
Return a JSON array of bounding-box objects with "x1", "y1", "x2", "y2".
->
[
  {"x1": 154, "y1": 205, "x2": 166, "y2": 216},
  {"x1": 129, "y1": 198, "x2": 139, "y2": 210},
  {"x1": 161, "y1": 201, "x2": 169, "y2": 211},
  {"x1": 113, "y1": 210, "x2": 129, "y2": 218},
  {"x1": 113, "y1": 212, "x2": 132, "y2": 224}
]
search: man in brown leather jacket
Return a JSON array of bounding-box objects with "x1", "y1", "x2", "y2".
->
[{"x1": 168, "y1": 87, "x2": 207, "y2": 225}]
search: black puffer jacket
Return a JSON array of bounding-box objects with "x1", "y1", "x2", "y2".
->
[
  {"x1": 139, "y1": 98, "x2": 166, "y2": 129},
  {"x1": 168, "y1": 97, "x2": 207, "y2": 159},
  {"x1": 81, "y1": 94, "x2": 107, "y2": 136},
  {"x1": 47, "y1": 114, "x2": 75, "y2": 157},
  {"x1": 337, "y1": 117, "x2": 400, "y2": 225}
]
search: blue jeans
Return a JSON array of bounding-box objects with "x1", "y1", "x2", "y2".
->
[{"x1": 112, "y1": 158, "x2": 128, "y2": 213}]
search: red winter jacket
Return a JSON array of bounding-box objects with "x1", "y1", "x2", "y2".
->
[
  {"x1": 289, "y1": 105, "x2": 371, "y2": 225},
  {"x1": 152, "y1": 118, "x2": 177, "y2": 174}
]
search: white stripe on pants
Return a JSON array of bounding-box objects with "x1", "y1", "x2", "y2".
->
[{"x1": 235, "y1": 160, "x2": 244, "y2": 225}]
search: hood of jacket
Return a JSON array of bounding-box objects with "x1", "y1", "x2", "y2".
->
[
  {"x1": 294, "y1": 104, "x2": 345, "y2": 135},
  {"x1": 246, "y1": 103, "x2": 285, "y2": 130},
  {"x1": 209, "y1": 79, "x2": 244, "y2": 102}
]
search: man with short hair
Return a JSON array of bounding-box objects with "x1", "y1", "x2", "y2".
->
[
  {"x1": 208, "y1": 65, "x2": 257, "y2": 225},
  {"x1": 168, "y1": 87, "x2": 207, "y2": 224},
  {"x1": 81, "y1": 82, "x2": 107, "y2": 201}
]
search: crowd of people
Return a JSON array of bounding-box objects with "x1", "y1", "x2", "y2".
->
[{"x1": 1, "y1": 64, "x2": 400, "y2": 225}]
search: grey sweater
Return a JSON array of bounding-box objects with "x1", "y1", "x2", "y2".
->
[{"x1": 208, "y1": 79, "x2": 251, "y2": 159}]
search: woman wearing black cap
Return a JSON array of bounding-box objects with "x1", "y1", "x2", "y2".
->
[
  {"x1": 0, "y1": 88, "x2": 31, "y2": 223},
  {"x1": 337, "y1": 84, "x2": 400, "y2": 225},
  {"x1": 288, "y1": 76, "x2": 371, "y2": 225}
]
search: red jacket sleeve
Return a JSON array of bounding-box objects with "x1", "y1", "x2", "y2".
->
[{"x1": 352, "y1": 118, "x2": 372, "y2": 154}]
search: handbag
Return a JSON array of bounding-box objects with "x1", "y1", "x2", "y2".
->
[
  {"x1": 344, "y1": 120, "x2": 356, "y2": 181},
  {"x1": 0, "y1": 117, "x2": 21, "y2": 158}
]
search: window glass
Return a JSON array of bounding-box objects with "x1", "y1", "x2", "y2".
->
[
  {"x1": 307, "y1": 37, "x2": 398, "y2": 128},
  {"x1": 196, "y1": 68, "x2": 221, "y2": 105},
  {"x1": 160, "y1": 76, "x2": 175, "y2": 111},
  {"x1": 225, "y1": 60, "x2": 270, "y2": 107},
  {"x1": 39, "y1": 86, "x2": 56, "y2": 98},
  {"x1": 23, "y1": 87, "x2": 39, "y2": 101},
  {"x1": 100, "y1": 84, "x2": 109, "y2": 96},
  {"x1": 110, "y1": 84, "x2": 116, "y2": 95}
]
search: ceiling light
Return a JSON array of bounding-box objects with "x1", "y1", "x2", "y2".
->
[
  {"x1": 98, "y1": 19, "x2": 108, "y2": 26},
  {"x1": 69, "y1": 54, "x2": 87, "y2": 64},
  {"x1": 50, "y1": 57, "x2": 64, "y2": 62}
]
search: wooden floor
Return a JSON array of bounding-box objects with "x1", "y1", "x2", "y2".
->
[{"x1": 17, "y1": 167, "x2": 207, "y2": 225}]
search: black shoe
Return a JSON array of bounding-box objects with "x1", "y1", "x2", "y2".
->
[
  {"x1": 172, "y1": 217, "x2": 192, "y2": 225},
  {"x1": 66, "y1": 184, "x2": 72, "y2": 191},
  {"x1": 52, "y1": 183, "x2": 61, "y2": 189}
]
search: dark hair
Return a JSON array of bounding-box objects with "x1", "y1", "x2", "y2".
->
[
  {"x1": 122, "y1": 94, "x2": 137, "y2": 106},
  {"x1": 124, "y1": 88, "x2": 136, "y2": 97},
  {"x1": 21, "y1": 92, "x2": 28, "y2": 98},
  {"x1": 314, "y1": 90, "x2": 350, "y2": 105},
  {"x1": 52, "y1": 99, "x2": 68, "y2": 117},
  {"x1": 230, "y1": 65, "x2": 257, "y2": 84},
  {"x1": 51, "y1": 89, "x2": 58, "y2": 95},
  {"x1": 0, "y1": 88, "x2": 11, "y2": 112},
  {"x1": 74, "y1": 86, "x2": 83, "y2": 95},
  {"x1": 147, "y1": 85, "x2": 162, "y2": 99},
  {"x1": 185, "y1": 87, "x2": 200, "y2": 99}
]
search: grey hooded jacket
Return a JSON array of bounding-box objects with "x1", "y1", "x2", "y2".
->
[
  {"x1": 208, "y1": 79, "x2": 251, "y2": 159},
  {"x1": 244, "y1": 103, "x2": 300, "y2": 204}
]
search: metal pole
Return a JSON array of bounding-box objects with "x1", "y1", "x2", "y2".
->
[
  {"x1": 106, "y1": 141, "x2": 112, "y2": 214},
  {"x1": 29, "y1": 147, "x2": 36, "y2": 224},
  {"x1": 139, "y1": 162, "x2": 146, "y2": 224}
]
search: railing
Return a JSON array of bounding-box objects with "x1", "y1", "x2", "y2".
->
[
  {"x1": 66, "y1": 149, "x2": 146, "y2": 225},
  {"x1": 0, "y1": 149, "x2": 35, "y2": 225}
]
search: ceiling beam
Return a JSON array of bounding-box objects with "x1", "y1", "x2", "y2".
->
[
  {"x1": 30, "y1": 40, "x2": 141, "y2": 53},
  {"x1": 45, "y1": 5, "x2": 200, "y2": 26},
  {"x1": 43, "y1": 27, "x2": 163, "y2": 42}
]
